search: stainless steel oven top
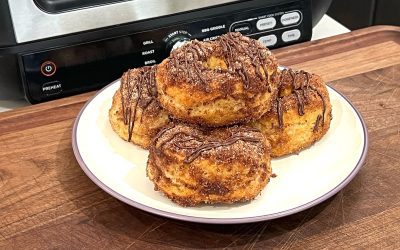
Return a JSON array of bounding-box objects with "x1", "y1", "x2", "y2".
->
[{"x1": 8, "y1": 0, "x2": 238, "y2": 43}]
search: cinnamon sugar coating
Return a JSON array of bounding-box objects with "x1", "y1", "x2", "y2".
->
[
  {"x1": 156, "y1": 32, "x2": 279, "y2": 127},
  {"x1": 147, "y1": 123, "x2": 272, "y2": 206},
  {"x1": 250, "y1": 69, "x2": 333, "y2": 157},
  {"x1": 109, "y1": 66, "x2": 170, "y2": 149}
]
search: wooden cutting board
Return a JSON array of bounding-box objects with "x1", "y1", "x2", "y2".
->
[{"x1": 0, "y1": 26, "x2": 399, "y2": 249}]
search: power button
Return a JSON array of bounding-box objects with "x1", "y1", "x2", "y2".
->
[{"x1": 40, "y1": 61, "x2": 56, "y2": 77}]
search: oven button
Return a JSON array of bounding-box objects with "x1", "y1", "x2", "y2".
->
[
  {"x1": 256, "y1": 17, "x2": 276, "y2": 31},
  {"x1": 258, "y1": 35, "x2": 277, "y2": 47},
  {"x1": 42, "y1": 81, "x2": 62, "y2": 96},
  {"x1": 231, "y1": 23, "x2": 252, "y2": 35},
  {"x1": 281, "y1": 12, "x2": 301, "y2": 26},
  {"x1": 282, "y1": 29, "x2": 301, "y2": 42},
  {"x1": 40, "y1": 61, "x2": 56, "y2": 77}
]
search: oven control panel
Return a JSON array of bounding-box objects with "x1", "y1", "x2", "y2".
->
[{"x1": 20, "y1": 0, "x2": 311, "y2": 103}]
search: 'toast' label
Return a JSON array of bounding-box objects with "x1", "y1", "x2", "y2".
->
[{"x1": 281, "y1": 12, "x2": 301, "y2": 26}]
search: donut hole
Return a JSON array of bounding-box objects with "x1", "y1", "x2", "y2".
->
[
  {"x1": 261, "y1": 66, "x2": 273, "y2": 80},
  {"x1": 278, "y1": 70, "x2": 312, "y2": 98},
  {"x1": 204, "y1": 56, "x2": 271, "y2": 81},
  {"x1": 279, "y1": 85, "x2": 293, "y2": 97},
  {"x1": 204, "y1": 56, "x2": 228, "y2": 70}
]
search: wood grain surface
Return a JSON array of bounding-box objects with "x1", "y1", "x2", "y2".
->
[{"x1": 0, "y1": 26, "x2": 399, "y2": 249}]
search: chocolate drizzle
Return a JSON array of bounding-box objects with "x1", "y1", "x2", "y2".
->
[
  {"x1": 169, "y1": 32, "x2": 275, "y2": 91},
  {"x1": 154, "y1": 125, "x2": 262, "y2": 164},
  {"x1": 294, "y1": 90, "x2": 305, "y2": 116},
  {"x1": 277, "y1": 98, "x2": 284, "y2": 128},
  {"x1": 219, "y1": 33, "x2": 271, "y2": 90},
  {"x1": 152, "y1": 124, "x2": 176, "y2": 145},
  {"x1": 182, "y1": 135, "x2": 261, "y2": 164},
  {"x1": 313, "y1": 115, "x2": 322, "y2": 132},
  {"x1": 120, "y1": 66, "x2": 158, "y2": 142},
  {"x1": 171, "y1": 41, "x2": 208, "y2": 87},
  {"x1": 310, "y1": 85, "x2": 326, "y2": 130},
  {"x1": 276, "y1": 69, "x2": 326, "y2": 131}
]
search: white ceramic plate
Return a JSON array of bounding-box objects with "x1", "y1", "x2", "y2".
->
[{"x1": 72, "y1": 79, "x2": 368, "y2": 224}]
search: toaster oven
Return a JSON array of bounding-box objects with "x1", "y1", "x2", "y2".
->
[{"x1": 0, "y1": 0, "x2": 331, "y2": 103}]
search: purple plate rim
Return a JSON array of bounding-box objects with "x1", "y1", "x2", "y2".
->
[{"x1": 72, "y1": 80, "x2": 369, "y2": 224}]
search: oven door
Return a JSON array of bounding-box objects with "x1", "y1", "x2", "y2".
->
[{"x1": 8, "y1": 0, "x2": 239, "y2": 43}]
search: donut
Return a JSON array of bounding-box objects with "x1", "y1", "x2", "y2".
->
[
  {"x1": 146, "y1": 123, "x2": 272, "y2": 206},
  {"x1": 109, "y1": 66, "x2": 170, "y2": 149},
  {"x1": 250, "y1": 69, "x2": 332, "y2": 157},
  {"x1": 156, "y1": 32, "x2": 280, "y2": 127}
]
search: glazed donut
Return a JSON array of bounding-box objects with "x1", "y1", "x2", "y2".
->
[
  {"x1": 109, "y1": 66, "x2": 170, "y2": 149},
  {"x1": 251, "y1": 69, "x2": 332, "y2": 157},
  {"x1": 147, "y1": 123, "x2": 272, "y2": 206},
  {"x1": 156, "y1": 32, "x2": 280, "y2": 127}
]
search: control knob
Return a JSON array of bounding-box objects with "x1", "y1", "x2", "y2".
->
[{"x1": 164, "y1": 30, "x2": 192, "y2": 54}]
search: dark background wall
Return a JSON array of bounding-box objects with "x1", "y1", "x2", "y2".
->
[{"x1": 327, "y1": 0, "x2": 400, "y2": 30}]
